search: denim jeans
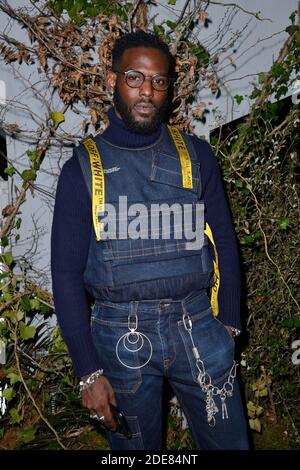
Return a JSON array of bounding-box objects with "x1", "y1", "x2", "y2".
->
[{"x1": 91, "y1": 290, "x2": 249, "y2": 450}]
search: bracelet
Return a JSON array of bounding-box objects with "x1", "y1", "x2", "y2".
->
[{"x1": 79, "y1": 369, "x2": 104, "y2": 392}]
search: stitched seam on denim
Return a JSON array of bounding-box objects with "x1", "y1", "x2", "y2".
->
[
  {"x1": 105, "y1": 242, "x2": 190, "y2": 259},
  {"x1": 97, "y1": 300, "x2": 207, "y2": 316},
  {"x1": 158, "y1": 151, "x2": 200, "y2": 164},
  {"x1": 183, "y1": 290, "x2": 206, "y2": 306},
  {"x1": 177, "y1": 306, "x2": 212, "y2": 326},
  {"x1": 213, "y1": 317, "x2": 236, "y2": 347},
  {"x1": 92, "y1": 318, "x2": 134, "y2": 327},
  {"x1": 109, "y1": 236, "x2": 190, "y2": 247},
  {"x1": 97, "y1": 292, "x2": 207, "y2": 314},
  {"x1": 157, "y1": 317, "x2": 168, "y2": 373},
  {"x1": 115, "y1": 380, "x2": 143, "y2": 394},
  {"x1": 178, "y1": 324, "x2": 198, "y2": 383},
  {"x1": 154, "y1": 165, "x2": 200, "y2": 186},
  {"x1": 115, "y1": 417, "x2": 144, "y2": 447},
  {"x1": 167, "y1": 314, "x2": 177, "y2": 369}
]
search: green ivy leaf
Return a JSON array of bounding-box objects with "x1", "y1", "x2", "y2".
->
[
  {"x1": 27, "y1": 150, "x2": 38, "y2": 162},
  {"x1": 257, "y1": 387, "x2": 268, "y2": 398},
  {"x1": 258, "y1": 72, "x2": 266, "y2": 84},
  {"x1": 3, "y1": 387, "x2": 15, "y2": 401},
  {"x1": 16, "y1": 218, "x2": 22, "y2": 230},
  {"x1": 4, "y1": 309, "x2": 24, "y2": 323},
  {"x1": 9, "y1": 407, "x2": 22, "y2": 424},
  {"x1": 250, "y1": 87, "x2": 261, "y2": 99},
  {"x1": 235, "y1": 179, "x2": 243, "y2": 188},
  {"x1": 1, "y1": 236, "x2": 9, "y2": 248},
  {"x1": 21, "y1": 169, "x2": 36, "y2": 182},
  {"x1": 3, "y1": 292, "x2": 12, "y2": 302},
  {"x1": 278, "y1": 217, "x2": 290, "y2": 230},
  {"x1": 166, "y1": 20, "x2": 177, "y2": 30},
  {"x1": 289, "y1": 11, "x2": 296, "y2": 24},
  {"x1": 234, "y1": 95, "x2": 244, "y2": 105},
  {"x1": 18, "y1": 428, "x2": 37, "y2": 444},
  {"x1": 153, "y1": 25, "x2": 165, "y2": 36},
  {"x1": 50, "y1": 111, "x2": 65, "y2": 125},
  {"x1": 19, "y1": 322, "x2": 36, "y2": 340},
  {"x1": 281, "y1": 318, "x2": 300, "y2": 328},
  {"x1": 76, "y1": 0, "x2": 85, "y2": 12},
  {"x1": 4, "y1": 167, "x2": 15, "y2": 177},
  {"x1": 3, "y1": 251, "x2": 13, "y2": 266},
  {"x1": 249, "y1": 418, "x2": 261, "y2": 432},
  {"x1": 168, "y1": 0, "x2": 177, "y2": 4},
  {"x1": 240, "y1": 235, "x2": 255, "y2": 245},
  {"x1": 0, "y1": 272, "x2": 9, "y2": 280},
  {"x1": 20, "y1": 295, "x2": 31, "y2": 312},
  {"x1": 30, "y1": 298, "x2": 40, "y2": 310},
  {"x1": 7, "y1": 372, "x2": 21, "y2": 385}
]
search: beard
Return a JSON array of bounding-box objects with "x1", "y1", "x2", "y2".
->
[{"x1": 113, "y1": 87, "x2": 169, "y2": 135}]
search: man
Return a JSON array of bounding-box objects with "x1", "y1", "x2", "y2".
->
[{"x1": 51, "y1": 31, "x2": 249, "y2": 450}]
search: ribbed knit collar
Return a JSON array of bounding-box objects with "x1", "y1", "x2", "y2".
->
[{"x1": 101, "y1": 107, "x2": 162, "y2": 149}]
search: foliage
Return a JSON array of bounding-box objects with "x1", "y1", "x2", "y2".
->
[{"x1": 210, "y1": 10, "x2": 300, "y2": 445}]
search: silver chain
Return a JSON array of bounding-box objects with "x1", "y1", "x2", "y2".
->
[{"x1": 183, "y1": 312, "x2": 237, "y2": 427}]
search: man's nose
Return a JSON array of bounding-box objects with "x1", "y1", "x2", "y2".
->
[{"x1": 139, "y1": 78, "x2": 154, "y2": 97}]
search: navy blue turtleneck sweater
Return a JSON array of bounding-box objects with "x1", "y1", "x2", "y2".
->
[{"x1": 51, "y1": 108, "x2": 241, "y2": 378}]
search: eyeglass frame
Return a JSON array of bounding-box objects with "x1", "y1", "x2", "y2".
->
[{"x1": 113, "y1": 69, "x2": 175, "y2": 91}]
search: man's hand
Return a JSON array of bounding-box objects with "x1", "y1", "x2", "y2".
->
[{"x1": 81, "y1": 375, "x2": 117, "y2": 431}]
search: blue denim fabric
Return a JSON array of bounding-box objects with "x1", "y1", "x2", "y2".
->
[
  {"x1": 78, "y1": 125, "x2": 214, "y2": 302},
  {"x1": 91, "y1": 290, "x2": 249, "y2": 450}
]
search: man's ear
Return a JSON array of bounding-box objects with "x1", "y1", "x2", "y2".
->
[{"x1": 106, "y1": 71, "x2": 116, "y2": 94}]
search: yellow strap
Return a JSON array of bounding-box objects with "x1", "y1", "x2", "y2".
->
[
  {"x1": 204, "y1": 223, "x2": 220, "y2": 316},
  {"x1": 167, "y1": 125, "x2": 193, "y2": 189},
  {"x1": 168, "y1": 125, "x2": 220, "y2": 314},
  {"x1": 83, "y1": 138, "x2": 105, "y2": 241}
]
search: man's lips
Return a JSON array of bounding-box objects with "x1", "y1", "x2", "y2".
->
[{"x1": 134, "y1": 102, "x2": 156, "y2": 115}]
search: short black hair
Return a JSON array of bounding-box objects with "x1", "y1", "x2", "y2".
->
[{"x1": 112, "y1": 31, "x2": 175, "y2": 75}]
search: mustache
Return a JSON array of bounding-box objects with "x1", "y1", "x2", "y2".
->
[{"x1": 134, "y1": 99, "x2": 156, "y2": 107}]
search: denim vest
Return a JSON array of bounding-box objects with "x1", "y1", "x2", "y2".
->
[{"x1": 76, "y1": 125, "x2": 213, "y2": 301}]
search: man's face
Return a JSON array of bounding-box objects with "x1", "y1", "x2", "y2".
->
[{"x1": 108, "y1": 47, "x2": 170, "y2": 134}]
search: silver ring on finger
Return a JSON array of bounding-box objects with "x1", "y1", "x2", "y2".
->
[{"x1": 90, "y1": 414, "x2": 105, "y2": 422}]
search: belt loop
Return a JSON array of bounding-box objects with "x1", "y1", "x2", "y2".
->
[
  {"x1": 181, "y1": 297, "x2": 188, "y2": 316},
  {"x1": 128, "y1": 300, "x2": 139, "y2": 331},
  {"x1": 129, "y1": 300, "x2": 139, "y2": 316}
]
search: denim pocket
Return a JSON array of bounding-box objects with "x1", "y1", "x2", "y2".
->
[
  {"x1": 107, "y1": 416, "x2": 144, "y2": 450},
  {"x1": 151, "y1": 151, "x2": 201, "y2": 196},
  {"x1": 91, "y1": 306, "x2": 142, "y2": 394},
  {"x1": 178, "y1": 307, "x2": 235, "y2": 385}
]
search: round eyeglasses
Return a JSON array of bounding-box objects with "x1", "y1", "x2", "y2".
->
[{"x1": 114, "y1": 69, "x2": 174, "y2": 91}]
